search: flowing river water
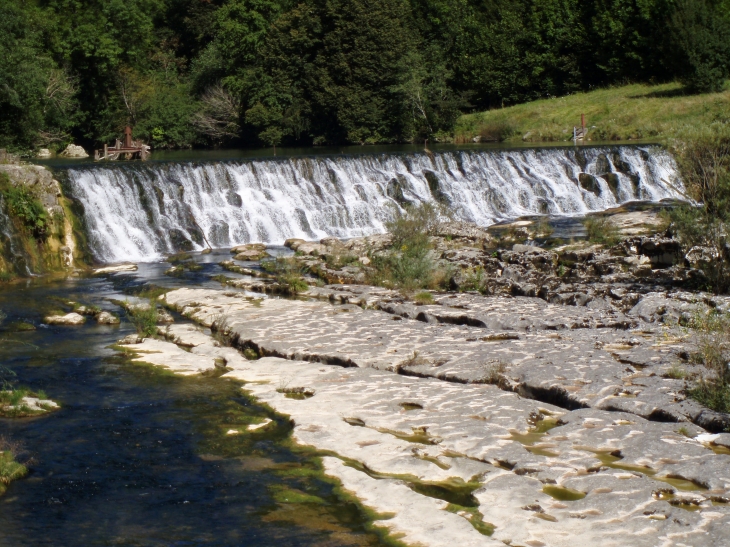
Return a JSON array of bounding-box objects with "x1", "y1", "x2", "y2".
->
[{"x1": 0, "y1": 252, "x2": 391, "y2": 547}]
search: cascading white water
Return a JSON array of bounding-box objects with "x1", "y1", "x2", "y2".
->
[{"x1": 62, "y1": 146, "x2": 684, "y2": 263}]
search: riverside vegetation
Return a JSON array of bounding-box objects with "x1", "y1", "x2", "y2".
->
[
  {"x1": 0, "y1": 436, "x2": 28, "y2": 496},
  {"x1": 0, "y1": 156, "x2": 82, "y2": 279},
  {"x1": 1, "y1": 0, "x2": 730, "y2": 152}
]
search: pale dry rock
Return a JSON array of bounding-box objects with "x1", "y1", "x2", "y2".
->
[
  {"x1": 94, "y1": 263, "x2": 138, "y2": 274},
  {"x1": 44, "y1": 313, "x2": 85, "y2": 325},
  {"x1": 96, "y1": 311, "x2": 120, "y2": 324},
  {"x1": 59, "y1": 144, "x2": 89, "y2": 158}
]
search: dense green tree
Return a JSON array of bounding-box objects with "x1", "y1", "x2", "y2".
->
[
  {"x1": 0, "y1": 0, "x2": 72, "y2": 150},
  {"x1": 1, "y1": 0, "x2": 729, "y2": 150},
  {"x1": 666, "y1": 0, "x2": 730, "y2": 93},
  {"x1": 585, "y1": 0, "x2": 673, "y2": 84}
]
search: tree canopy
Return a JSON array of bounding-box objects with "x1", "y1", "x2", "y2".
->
[{"x1": 0, "y1": 0, "x2": 728, "y2": 151}]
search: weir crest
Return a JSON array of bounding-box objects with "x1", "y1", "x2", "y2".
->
[{"x1": 60, "y1": 146, "x2": 683, "y2": 263}]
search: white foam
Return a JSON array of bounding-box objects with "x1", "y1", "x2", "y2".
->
[{"x1": 63, "y1": 146, "x2": 684, "y2": 263}]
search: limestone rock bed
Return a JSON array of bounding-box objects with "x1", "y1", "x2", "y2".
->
[{"x1": 117, "y1": 286, "x2": 730, "y2": 547}]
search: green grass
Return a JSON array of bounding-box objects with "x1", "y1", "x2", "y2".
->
[
  {"x1": 412, "y1": 291, "x2": 434, "y2": 304},
  {"x1": 454, "y1": 81, "x2": 730, "y2": 144},
  {"x1": 0, "y1": 448, "x2": 28, "y2": 495},
  {"x1": 261, "y1": 258, "x2": 310, "y2": 295},
  {"x1": 0, "y1": 386, "x2": 54, "y2": 417},
  {"x1": 0, "y1": 388, "x2": 29, "y2": 408},
  {"x1": 685, "y1": 311, "x2": 730, "y2": 413},
  {"x1": 127, "y1": 305, "x2": 159, "y2": 337},
  {"x1": 583, "y1": 216, "x2": 622, "y2": 247}
]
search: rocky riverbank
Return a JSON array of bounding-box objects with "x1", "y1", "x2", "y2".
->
[
  {"x1": 116, "y1": 285, "x2": 730, "y2": 546},
  {"x1": 104, "y1": 211, "x2": 730, "y2": 547},
  {"x1": 0, "y1": 156, "x2": 83, "y2": 278}
]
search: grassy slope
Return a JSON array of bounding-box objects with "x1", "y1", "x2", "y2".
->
[{"x1": 454, "y1": 82, "x2": 730, "y2": 144}]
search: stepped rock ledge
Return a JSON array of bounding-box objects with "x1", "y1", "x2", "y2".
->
[{"x1": 117, "y1": 281, "x2": 730, "y2": 547}]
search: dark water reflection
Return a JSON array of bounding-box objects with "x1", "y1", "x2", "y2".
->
[
  {"x1": 35, "y1": 140, "x2": 660, "y2": 168},
  {"x1": 0, "y1": 274, "x2": 385, "y2": 546}
]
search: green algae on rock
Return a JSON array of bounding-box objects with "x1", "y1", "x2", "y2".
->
[{"x1": 0, "y1": 164, "x2": 84, "y2": 278}]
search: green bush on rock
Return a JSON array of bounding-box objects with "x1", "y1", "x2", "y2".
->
[
  {"x1": 686, "y1": 310, "x2": 730, "y2": 413},
  {"x1": 0, "y1": 173, "x2": 48, "y2": 239},
  {"x1": 667, "y1": 125, "x2": 730, "y2": 293},
  {"x1": 261, "y1": 258, "x2": 310, "y2": 295},
  {"x1": 369, "y1": 203, "x2": 451, "y2": 292},
  {"x1": 583, "y1": 216, "x2": 621, "y2": 247},
  {"x1": 0, "y1": 438, "x2": 28, "y2": 495},
  {"x1": 127, "y1": 305, "x2": 159, "y2": 338}
]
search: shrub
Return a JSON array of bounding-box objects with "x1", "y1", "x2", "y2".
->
[
  {"x1": 261, "y1": 258, "x2": 310, "y2": 295},
  {"x1": 667, "y1": 126, "x2": 730, "y2": 293},
  {"x1": 0, "y1": 365, "x2": 16, "y2": 391},
  {"x1": 127, "y1": 304, "x2": 158, "y2": 337},
  {"x1": 0, "y1": 446, "x2": 28, "y2": 490},
  {"x1": 458, "y1": 266, "x2": 486, "y2": 293},
  {"x1": 686, "y1": 310, "x2": 730, "y2": 413},
  {"x1": 583, "y1": 216, "x2": 621, "y2": 247},
  {"x1": 413, "y1": 291, "x2": 434, "y2": 304},
  {"x1": 533, "y1": 218, "x2": 554, "y2": 238},
  {"x1": 0, "y1": 173, "x2": 48, "y2": 239},
  {"x1": 477, "y1": 120, "x2": 516, "y2": 143},
  {"x1": 370, "y1": 203, "x2": 447, "y2": 291}
]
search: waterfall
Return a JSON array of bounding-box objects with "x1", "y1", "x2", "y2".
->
[{"x1": 60, "y1": 146, "x2": 684, "y2": 263}]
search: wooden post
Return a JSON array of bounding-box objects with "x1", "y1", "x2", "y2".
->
[{"x1": 103, "y1": 143, "x2": 108, "y2": 160}]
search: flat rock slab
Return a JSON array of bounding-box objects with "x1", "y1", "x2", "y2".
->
[
  {"x1": 120, "y1": 320, "x2": 730, "y2": 547},
  {"x1": 44, "y1": 312, "x2": 85, "y2": 325},
  {"x1": 161, "y1": 288, "x2": 717, "y2": 429}
]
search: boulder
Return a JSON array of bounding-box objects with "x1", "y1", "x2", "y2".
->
[
  {"x1": 629, "y1": 294, "x2": 701, "y2": 324},
  {"x1": 435, "y1": 221, "x2": 493, "y2": 244},
  {"x1": 296, "y1": 241, "x2": 327, "y2": 257},
  {"x1": 342, "y1": 234, "x2": 392, "y2": 255},
  {"x1": 119, "y1": 334, "x2": 144, "y2": 344},
  {"x1": 685, "y1": 246, "x2": 717, "y2": 269},
  {"x1": 44, "y1": 313, "x2": 85, "y2": 325},
  {"x1": 96, "y1": 311, "x2": 120, "y2": 324},
  {"x1": 501, "y1": 246, "x2": 558, "y2": 274},
  {"x1": 231, "y1": 243, "x2": 266, "y2": 253},
  {"x1": 624, "y1": 236, "x2": 681, "y2": 267},
  {"x1": 442, "y1": 247, "x2": 488, "y2": 268},
  {"x1": 157, "y1": 309, "x2": 175, "y2": 324},
  {"x1": 93, "y1": 263, "x2": 138, "y2": 274},
  {"x1": 59, "y1": 144, "x2": 89, "y2": 158},
  {"x1": 0, "y1": 163, "x2": 64, "y2": 214},
  {"x1": 37, "y1": 148, "x2": 51, "y2": 158},
  {"x1": 234, "y1": 249, "x2": 269, "y2": 261}
]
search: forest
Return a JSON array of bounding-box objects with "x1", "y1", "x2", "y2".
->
[{"x1": 1, "y1": 0, "x2": 729, "y2": 152}]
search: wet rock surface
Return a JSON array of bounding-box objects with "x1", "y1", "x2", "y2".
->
[
  {"x1": 121, "y1": 296, "x2": 730, "y2": 547},
  {"x1": 162, "y1": 287, "x2": 727, "y2": 431}
]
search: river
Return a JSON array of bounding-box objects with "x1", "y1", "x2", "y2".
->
[{"x1": 0, "y1": 256, "x2": 390, "y2": 546}]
